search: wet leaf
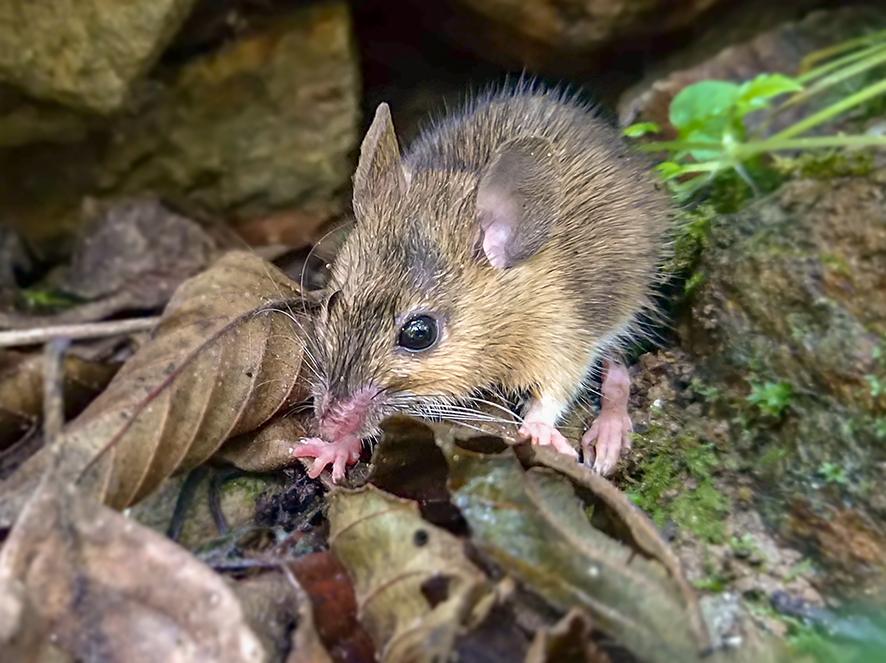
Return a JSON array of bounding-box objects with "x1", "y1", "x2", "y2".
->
[
  {"x1": 0, "y1": 251, "x2": 315, "y2": 520},
  {"x1": 327, "y1": 484, "x2": 490, "y2": 663},
  {"x1": 439, "y1": 428, "x2": 710, "y2": 663},
  {"x1": 0, "y1": 478, "x2": 265, "y2": 663}
]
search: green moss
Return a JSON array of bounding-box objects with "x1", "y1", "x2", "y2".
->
[
  {"x1": 664, "y1": 204, "x2": 715, "y2": 278},
  {"x1": 628, "y1": 426, "x2": 730, "y2": 543},
  {"x1": 822, "y1": 253, "x2": 852, "y2": 276},
  {"x1": 772, "y1": 150, "x2": 874, "y2": 180}
]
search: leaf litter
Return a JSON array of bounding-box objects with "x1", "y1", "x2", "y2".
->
[{"x1": 0, "y1": 246, "x2": 767, "y2": 663}]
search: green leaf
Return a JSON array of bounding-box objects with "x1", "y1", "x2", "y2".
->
[
  {"x1": 736, "y1": 73, "x2": 804, "y2": 115},
  {"x1": 623, "y1": 122, "x2": 661, "y2": 137},
  {"x1": 684, "y1": 128, "x2": 726, "y2": 161},
  {"x1": 747, "y1": 381, "x2": 793, "y2": 417},
  {"x1": 669, "y1": 81, "x2": 740, "y2": 130},
  {"x1": 656, "y1": 161, "x2": 687, "y2": 180}
]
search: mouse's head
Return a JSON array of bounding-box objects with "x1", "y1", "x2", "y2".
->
[{"x1": 310, "y1": 103, "x2": 563, "y2": 443}]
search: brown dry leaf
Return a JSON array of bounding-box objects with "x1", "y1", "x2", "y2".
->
[
  {"x1": 229, "y1": 568, "x2": 340, "y2": 663},
  {"x1": 0, "y1": 477, "x2": 265, "y2": 663},
  {"x1": 525, "y1": 609, "x2": 609, "y2": 663},
  {"x1": 327, "y1": 484, "x2": 491, "y2": 663},
  {"x1": 287, "y1": 551, "x2": 376, "y2": 663},
  {"x1": 437, "y1": 425, "x2": 711, "y2": 663},
  {"x1": 0, "y1": 349, "x2": 119, "y2": 455},
  {"x1": 216, "y1": 414, "x2": 312, "y2": 474},
  {"x1": 0, "y1": 251, "x2": 315, "y2": 521}
]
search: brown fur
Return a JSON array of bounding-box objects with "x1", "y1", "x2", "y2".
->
[{"x1": 311, "y1": 83, "x2": 671, "y2": 436}]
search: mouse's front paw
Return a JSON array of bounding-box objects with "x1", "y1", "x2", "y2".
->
[
  {"x1": 291, "y1": 435, "x2": 362, "y2": 483},
  {"x1": 518, "y1": 421, "x2": 578, "y2": 459},
  {"x1": 581, "y1": 407, "x2": 633, "y2": 476}
]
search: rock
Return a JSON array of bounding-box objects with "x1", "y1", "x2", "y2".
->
[
  {"x1": 680, "y1": 171, "x2": 886, "y2": 598},
  {"x1": 0, "y1": 85, "x2": 94, "y2": 148},
  {"x1": 438, "y1": 0, "x2": 731, "y2": 70},
  {"x1": 0, "y1": 0, "x2": 359, "y2": 249},
  {"x1": 0, "y1": 0, "x2": 198, "y2": 115},
  {"x1": 100, "y1": 0, "x2": 359, "y2": 223},
  {"x1": 618, "y1": 5, "x2": 886, "y2": 135}
]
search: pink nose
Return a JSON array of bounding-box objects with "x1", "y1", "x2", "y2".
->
[{"x1": 315, "y1": 385, "x2": 380, "y2": 441}]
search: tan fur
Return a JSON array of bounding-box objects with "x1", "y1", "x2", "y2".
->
[{"x1": 312, "y1": 83, "x2": 671, "y2": 435}]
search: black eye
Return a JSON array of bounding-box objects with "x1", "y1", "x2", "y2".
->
[{"x1": 398, "y1": 315, "x2": 438, "y2": 351}]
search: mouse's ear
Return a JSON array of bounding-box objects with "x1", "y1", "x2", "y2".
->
[
  {"x1": 476, "y1": 136, "x2": 560, "y2": 269},
  {"x1": 353, "y1": 103, "x2": 409, "y2": 210}
]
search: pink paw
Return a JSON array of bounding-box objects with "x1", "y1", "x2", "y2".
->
[
  {"x1": 581, "y1": 407, "x2": 633, "y2": 476},
  {"x1": 291, "y1": 436, "x2": 362, "y2": 483},
  {"x1": 518, "y1": 421, "x2": 578, "y2": 459}
]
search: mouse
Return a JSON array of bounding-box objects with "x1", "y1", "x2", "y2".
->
[{"x1": 293, "y1": 82, "x2": 670, "y2": 482}]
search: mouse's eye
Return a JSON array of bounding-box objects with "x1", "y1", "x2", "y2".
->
[{"x1": 398, "y1": 315, "x2": 438, "y2": 351}]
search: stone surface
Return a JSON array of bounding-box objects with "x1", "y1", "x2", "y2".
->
[
  {"x1": 0, "y1": 0, "x2": 359, "y2": 248},
  {"x1": 680, "y1": 172, "x2": 886, "y2": 598},
  {"x1": 441, "y1": 0, "x2": 729, "y2": 70},
  {"x1": 618, "y1": 4, "x2": 886, "y2": 134},
  {"x1": 0, "y1": 0, "x2": 199, "y2": 114},
  {"x1": 100, "y1": 0, "x2": 359, "y2": 222}
]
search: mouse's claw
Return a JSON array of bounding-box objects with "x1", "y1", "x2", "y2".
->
[
  {"x1": 291, "y1": 436, "x2": 362, "y2": 483},
  {"x1": 581, "y1": 408, "x2": 633, "y2": 476},
  {"x1": 518, "y1": 421, "x2": 579, "y2": 459}
]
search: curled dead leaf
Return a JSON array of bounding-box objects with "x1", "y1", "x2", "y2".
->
[
  {"x1": 0, "y1": 251, "x2": 316, "y2": 520},
  {"x1": 437, "y1": 425, "x2": 711, "y2": 663}
]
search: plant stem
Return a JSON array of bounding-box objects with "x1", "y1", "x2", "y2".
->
[
  {"x1": 786, "y1": 46, "x2": 886, "y2": 111},
  {"x1": 799, "y1": 29, "x2": 886, "y2": 74},
  {"x1": 769, "y1": 77, "x2": 886, "y2": 141},
  {"x1": 737, "y1": 134, "x2": 886, "y2": 157},
  {"x1": 638, "y1": 141, "x2": 730, "y2": 154},
  {"x1": 796, "y1": 42, "x2": 886, "y2": 85},
  {"x1": 753, "y1": 45, "x2": 886, "y2": 140}
]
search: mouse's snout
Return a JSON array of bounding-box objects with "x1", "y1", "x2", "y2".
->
[{"x1": 315, "y1": 384, "x2": 382, "y2": 442}]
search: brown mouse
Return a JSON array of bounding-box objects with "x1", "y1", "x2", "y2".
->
[{"x1": 294, "y1": 83, "x2": 670, "y2": 482}]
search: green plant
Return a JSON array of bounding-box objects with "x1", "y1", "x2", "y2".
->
[
  {"x1": 865, "y1": 374, "x2": 886, "y2": 397},
  {"x1": 729, "y1": 533, "x2": 758, "y2": 556},
  {"x1": 748, "y1": 381, "x2": 793, "y2": 417},
  {"x1": 818, "y1": 461, "x2": 849, "y2": 485},
  {"x1": 624, "y1": 29, "x2": 886, "y2": 199}
]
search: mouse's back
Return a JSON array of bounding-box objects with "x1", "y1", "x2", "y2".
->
[{"x1": 402, "y1": 85, "x2": 670, "y2": 343}]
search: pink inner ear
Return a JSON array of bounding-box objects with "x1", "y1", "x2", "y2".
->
[{"x1": 482, "y1": 221, "x2": 512, "y2": 270}]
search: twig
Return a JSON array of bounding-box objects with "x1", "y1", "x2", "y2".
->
[
  {"x1": 43, "y1": 338, "x2": 71, "y2": 456},
  {"x1": 0, "y1": 316, "x2": 160, "y2": 348}
]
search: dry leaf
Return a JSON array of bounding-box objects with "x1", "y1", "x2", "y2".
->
[
  {"x1": 0, "y1": 198, "x2": 216, "y2": 330},
  {"x1": 327, "y1": 484, "x2": 490, "y2": 663},
  {"x1": 0, "y1": 349, "x2": 119, "y2": 455},
  {"x1": 216, "y1": 415, "x2": 312, "y2": 474},
  {"x1": 525, "y1": 609, "x2": 609, "y2": 663},
  {"x1": 0, "y1": 478, "x2": 265, "y2": 663},
  {"x1": 438, "y1": 427, "x2": 710, "y2": 663},
  {"x1": 0, "y1": 251, "x2": 315, "y2": 521},
  {"x1": 287, "y1": 551, "x2": 376, "y2": 663},
  {"x1": 515, "y1": 443, "x2": 709, "y2": 647}
]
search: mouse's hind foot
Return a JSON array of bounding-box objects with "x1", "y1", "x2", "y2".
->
[{"x1": 581, "y1": 360, "x2": 633, "y2": 476}]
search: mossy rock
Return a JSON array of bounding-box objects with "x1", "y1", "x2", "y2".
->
[{"x1": 680, "y1": 171, "x2": 886, "y2": 600}]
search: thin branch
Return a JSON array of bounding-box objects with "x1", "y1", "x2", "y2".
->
[{"x1": 0, "y1": 316, "x2": 160, "y2": 349}]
